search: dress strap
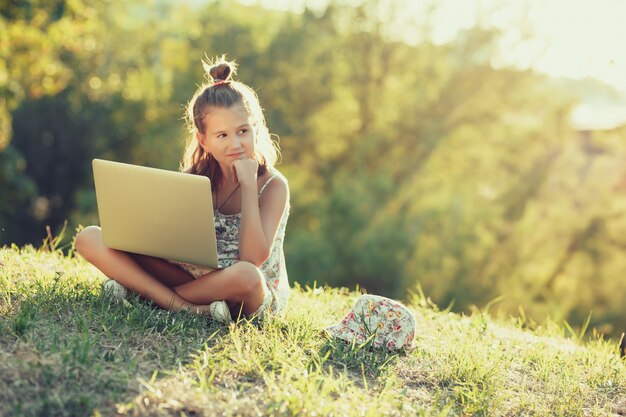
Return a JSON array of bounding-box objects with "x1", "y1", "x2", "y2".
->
[{"x1": 259, "y1": 173, "x2": 277, "y2": 197}]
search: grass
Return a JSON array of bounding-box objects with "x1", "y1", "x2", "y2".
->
[{"x1": 1, "y1": 245, "x2": 625, "y2": 417}]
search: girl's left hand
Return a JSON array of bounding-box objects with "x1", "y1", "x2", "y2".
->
[{"x1": 233, "y1": 158, "x2": 258, "y2": 188}]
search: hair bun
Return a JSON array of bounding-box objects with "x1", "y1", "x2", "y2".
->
[{"x1": 203, "y1": 56, "x2": 237, "y2": 83}]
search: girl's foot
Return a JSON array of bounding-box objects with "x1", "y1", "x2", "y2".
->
[
  {"x1": 102, "y1": 279, "x2": 232, "y2": 324},
  {"x1": 102, "y1": 279, "x2": 128, "y2": 301},
  {"x1": 209, "y1": 300, "x2": 232, "y2": 323}
]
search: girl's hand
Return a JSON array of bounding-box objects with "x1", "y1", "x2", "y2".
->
[{"x1": 233, "y1": 158, "x2": 258, "y2": 188}]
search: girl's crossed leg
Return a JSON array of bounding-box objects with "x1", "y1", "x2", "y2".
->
[
  {"x1": 75, "y1": 226, "x2": 267, "y2": 316},
  {"x1": 135, "y1": 252, "x2": 268, "y2": 317}
]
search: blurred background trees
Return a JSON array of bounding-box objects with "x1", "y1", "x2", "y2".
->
[{"x1": 2, "y1": 0, "x2": 625, "y2": 335}]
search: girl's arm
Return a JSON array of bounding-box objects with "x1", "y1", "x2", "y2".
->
[{"x1": 235, "y1": 160, "x2": 289, "y2": 266}]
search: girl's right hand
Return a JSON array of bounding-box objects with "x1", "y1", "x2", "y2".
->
[{"x1": 233, "y1": 158, "x2": 258, "y2": 189}]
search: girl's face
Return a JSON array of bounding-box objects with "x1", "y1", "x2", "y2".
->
[{"x1": 197, "y1": 104, "x2": 256, "y2": 169}]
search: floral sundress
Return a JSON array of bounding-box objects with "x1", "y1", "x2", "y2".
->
[{"x1": 169, "y1": 172, "x2": 290, "y2": 315}]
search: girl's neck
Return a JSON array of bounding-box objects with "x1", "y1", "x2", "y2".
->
[
  {"x1": 219, "y1": 171, "x2": 238, "y2": 189},
  {"x1": 215, "y1": 160, "x2": 234, "y2": 183}
]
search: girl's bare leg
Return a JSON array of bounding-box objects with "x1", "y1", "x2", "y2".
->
[
  {"x1": 129, "y1": 253, "x2": 195, "y2": 287},
  {"x1": 174, "y1": 262, "x2": 267, "y2": 316},
  {"x1": 75, "y1": 226, "x2": 210, "y2": 314}
]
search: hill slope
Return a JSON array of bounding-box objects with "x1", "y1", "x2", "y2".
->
[{"x1": 1, "y1": 246, "x2": 625, "y2": 416}]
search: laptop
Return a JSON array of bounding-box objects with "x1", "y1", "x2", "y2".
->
[{"x1": 92, "y1": 159, "x2": 219, "y2": 268}]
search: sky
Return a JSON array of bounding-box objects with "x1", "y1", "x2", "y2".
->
[
  {"x1": 243, "y1": 0, "x2": 626, "y2": 94},
  {"x1": 432, "y1": 0, "x2": 626, "y2": 94},
  {"x1": 536, "y1": 0, "x2": 625, "y2": 94}
]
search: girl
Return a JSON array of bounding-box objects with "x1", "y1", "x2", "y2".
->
[{"x1": 75, "y1": 57, "x2": 290, "y2": 322}]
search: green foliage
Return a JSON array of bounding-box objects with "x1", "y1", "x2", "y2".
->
[
  {"x1": 7, "y1": 87, "x2": 147, "y2": 245},
  {"x1": 0, "y1": 145, "x2": 37, "y2": 243},
  {"x1": 2, "y1": 1, "x2": 626, "y2": 337}
]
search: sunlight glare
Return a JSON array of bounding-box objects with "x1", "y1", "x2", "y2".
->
[
  {"x1": 528, "y1": 0, "x2": 626, "y2": 91},
  {"x1": 213, "y1": 0, "x2": 626, "y2": 92}
]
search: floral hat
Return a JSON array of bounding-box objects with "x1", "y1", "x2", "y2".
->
[{"x1": 325, "y1": 294, "x2": 416, "y2": 351}]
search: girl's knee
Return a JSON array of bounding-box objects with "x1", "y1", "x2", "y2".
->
[
  {"x1": 75, "y1": 226, "x2": 103, "y2": 259},
  {"x1": 231, "y1": 262, "x2": 264, "y2": 295}
]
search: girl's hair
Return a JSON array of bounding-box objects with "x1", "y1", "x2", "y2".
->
[{"x1": 182, "y1": 55, "x2": 279, "y2": 189}]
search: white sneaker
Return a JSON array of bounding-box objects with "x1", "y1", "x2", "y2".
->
[
  {"x1": 102, "y1": 279, "x2": 128, "y2": 301},
  {"x1": 209, "y1": 300, "x2": 232, "y2": 323}
]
